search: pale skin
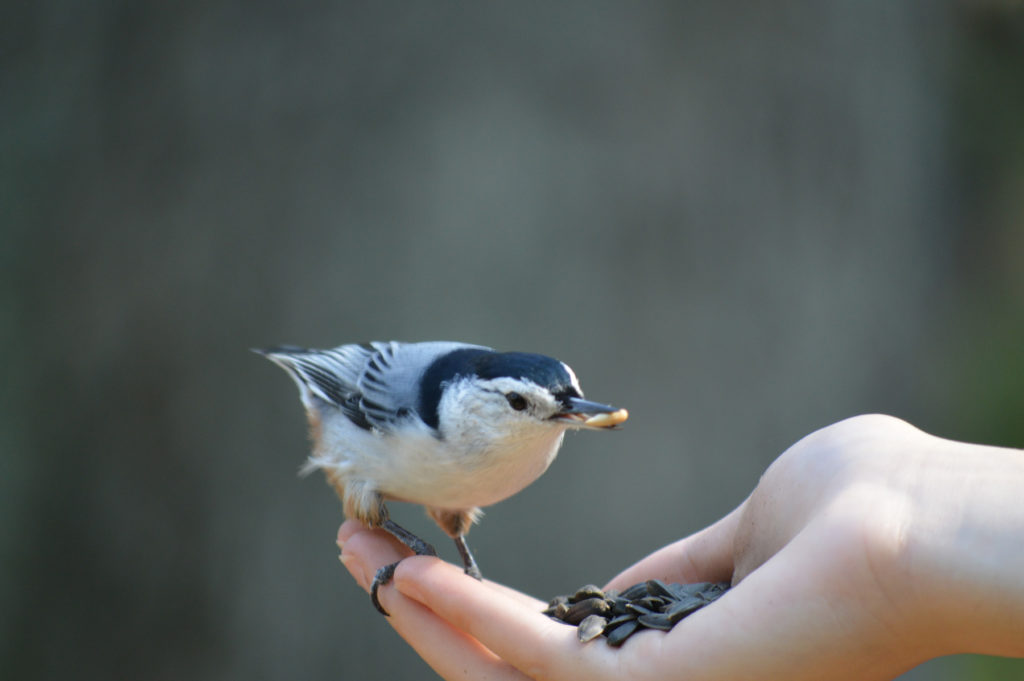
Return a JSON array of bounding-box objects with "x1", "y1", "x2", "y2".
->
[{"x1": 337, "y1": 414, "x2": 1024, "y2": 680}]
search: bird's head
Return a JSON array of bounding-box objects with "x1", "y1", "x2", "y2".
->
[{"x1": 423, "y1": 349, "x2": 628, "y2": 441}]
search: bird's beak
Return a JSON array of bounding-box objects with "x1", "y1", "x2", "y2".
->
[{"x1": 553, "y1": 397, "x2": 629, "y2": 429}]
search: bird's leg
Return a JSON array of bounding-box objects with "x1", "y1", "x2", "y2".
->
[
  {"x1": 379, "y1": 519, "x2": 438, "y2": 558},
  {"x1": 452, "y1": 534, "x2": 482, "y2": 580},
  {"x1": 427, "y1": 507, "x2": 484, "y2": 579},
  {"x1": 345, "y1": 488, "x2": 438, "y2": 615},
  {"x1": 368, "y1": 505, "x2": 437, "y2": 617}
]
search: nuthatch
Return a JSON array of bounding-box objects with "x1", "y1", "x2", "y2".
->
[{"x1": 257, "y1": 341, "x2": 628, "y2": 614}]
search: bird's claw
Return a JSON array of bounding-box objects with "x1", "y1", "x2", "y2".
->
[
  {"x1": 371, "y1": 562, "x2": 399, "y2": 616},
  {"x1": 368, "y1": 520, "x2": 442, "y2": 616},
  {"x1": 370, "y1": 559, "x2": 480, "y2": 616}
]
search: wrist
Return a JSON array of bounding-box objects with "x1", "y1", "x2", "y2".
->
[{"x1": 897, "y1": 434, "x2": 1024, "y2": 659}]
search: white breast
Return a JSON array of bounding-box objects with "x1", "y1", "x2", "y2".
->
[{"x1": 309, "y1": 410, "x2": 567, "y2": 511}]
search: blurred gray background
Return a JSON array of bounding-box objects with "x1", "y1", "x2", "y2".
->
[{"x1": 3, "y1": 1, "x2": 1023, "y2": 680}]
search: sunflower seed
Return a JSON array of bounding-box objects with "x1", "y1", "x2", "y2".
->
[
  {"x1": 665, "y1": 596, "x2": 706, "y2": 622},
  {"x1": 625, "y1": 601, "x2": 657, "y2": 617},
  {"x1": 604, "y1": 613, "x2": 637, "y2": 629},
  {"x1": 544, "y1": 601, "x2": 569, "y2": 619},
  {"x1": 668, "y1": 582, "x2": 708, "y2": 599},
  {"x1": 570, "y1": 584, "x2": 606, "y2": 603},
  {"x1": 635, "y1": 596, "x2": 667, "y2": 611},
  {"x1": 605, "y1": 620, "x2": 639, "y2": 647},
  {"x1": 620, "y1": 583, "x2": 650, "y2": 600},
  {"x1": 564, "y1": 597, "x2": 610, "y2": 625},
  {"x1": 577, "y1": 615, "x2": 608, "y2": 643},
  {"x1": 609, "y1": 597, "x2": 632, "y2": 615},
  {"x1": 637, "y1": 613, "x2": 674, "y2": 631},
  {"x1": 645, "y1": 579, "x2": 675, "y2": 599}
]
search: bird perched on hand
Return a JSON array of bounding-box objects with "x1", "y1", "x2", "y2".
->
[{"x1": 256, "y1": 340, "x2": 628, "y2": 615}]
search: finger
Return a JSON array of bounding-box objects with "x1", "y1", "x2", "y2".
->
[
  {"x1": 341, "y1": 528, "x2": 528, "y2": 680},
  {"x1": 480, "y1": 580, "x2": 548, "y2": 611},
  {"x1": 394, "y1": 557, "x2": 619, "y2": 681},
  {"x1": 339, "y1": 524, "x2": 409, "y2": 592},
  {"x1": 338, "y1": 522, "x2": 545, "y2": 609},
  {"x1": 604, "y1": 502, "x2": 745, "y2": 590},
  {"x1": 390, "y1": 595, "x2": 529, "y2": 681},
  {"x1": 338, "y1": 519, "x2": 371, "y2": 547}
]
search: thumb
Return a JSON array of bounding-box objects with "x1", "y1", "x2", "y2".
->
[{"x1": 604, "y1": 502, "x2": 745, "y2": 590}]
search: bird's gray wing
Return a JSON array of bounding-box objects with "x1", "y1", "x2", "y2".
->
[
  {"x1": 260, "y1": 341, "x2": 490, "y2": 433},
  {"x1": 258, "y1": 343, "x2": 378, "y2": 429},
  {"x1": 355, "y1": 341, "x2": 491, "y2": 432}
]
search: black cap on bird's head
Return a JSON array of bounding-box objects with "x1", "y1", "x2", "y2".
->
[
  {"x1": 419, "y1": 348, "x2": 627, "y2": 431},
  {"x1": 474, "y1": 351, "x2": 580, "y2": 402}
]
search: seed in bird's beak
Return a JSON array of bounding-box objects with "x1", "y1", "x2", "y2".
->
[{"x1": 583, "y1": 409, "x2": 629, "y2": 428}]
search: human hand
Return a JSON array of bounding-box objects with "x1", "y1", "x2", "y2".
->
[{"x1": 338, "y1": 414, "x2": 1024, "y2": 680}]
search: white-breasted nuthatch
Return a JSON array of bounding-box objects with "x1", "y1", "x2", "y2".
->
[{"x1": 256, "y1": 340, "x2": 628, "y2": 614}]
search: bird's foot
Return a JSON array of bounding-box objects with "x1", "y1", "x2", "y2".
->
[
  {"x1": 370, "y1": 519, "x2": 438, "y2": 616},
  {"x1": 370, "y1": 562, "x2": 398, "y2": 616},
  {"x1": 464, "y1": 563, "x2": 483, "y2": 580}
]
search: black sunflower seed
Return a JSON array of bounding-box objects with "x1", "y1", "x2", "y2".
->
[
  {"x1": 665, "y1": 596, "x2": 706, "y2": 622},
  {"x1": 637, "y1": 613, "x2": 674, "y2": 631},
  {"x1": 570, "y1": 584, "x2": 605, "y2": 603},
  {"x1": 564, "y1": 597, "x2": 610, "y2": 625},
  {"x1": 625, "y1": 601, "x2": 657, "y2": 617},
  {"x1": 645, "y1": 579, "x2": 675, "y2": 599},
  {"x1": 605, "y1": 620, "x2": 639, "y2": 647},
  {"x1": 604, "y1": 613, "x2": 637, "y2": 629},
  {"x1": 619, "y1": 583, "x2": 650, "y2": 600}
]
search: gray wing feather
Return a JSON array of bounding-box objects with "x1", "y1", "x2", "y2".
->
[
  {"x1": 259, "y1": 344, "x2": 377, "y2": 428},
  {"x1": 355, "y1": 341, "x2": 489, "y2": 431},
  {"x1": 261, "y1": 341, "x2": 489, "y2": 433}
]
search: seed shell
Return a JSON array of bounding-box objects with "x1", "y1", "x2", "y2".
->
[
  {"x1": 665, "y1": 596, "x2": 706, "y2": 622},
  {"x1": 604, "y1": 613, "x2": 637, "y2": 629},
  {"x1": 564, "y1": 597, "x2": 610, "y2": 625},
  {"x1": 570, "y1": 584, "x2": 605, "y2": 603},
  {"x1": 609, "y1": 597, "x2": 632, "y2": 615},
  {"x1": 605, "y1": 620, "x2": 639, "y2": 647},
  {"x1": 577, "y1": 615, "x2": 608, "y2": 643},
  {"x1": 620, "y1": 583, "x2": 650, "y2": 600},
  {"x1": 625, "y1": 602, "x2": 657, "y2": 617},
  {"x1": 637, "y1": 613, "x2": 675, "y2": 631},
  {"x1": 635, "y1": 596, "x2": 667, "y2": 611},
  {"x1": 545, "y1": 601, "x2": 569, "y2": 619},
  {"x1": 645, "y1": 579, "x2": 675, "y2": 599}
]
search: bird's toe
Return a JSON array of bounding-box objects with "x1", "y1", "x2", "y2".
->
[{"x1": 370, "y1": 562, "x2": 399, "y2": 616}]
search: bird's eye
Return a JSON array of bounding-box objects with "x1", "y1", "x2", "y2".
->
[{"x1": 505, "y1": 392, "x2": 528, "y2": 411}]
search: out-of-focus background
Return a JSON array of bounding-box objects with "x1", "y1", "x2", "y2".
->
[{"x1": 3, "y1": 2, "x2": 1023, "y2": 679}]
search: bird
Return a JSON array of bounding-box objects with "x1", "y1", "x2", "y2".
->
[{"x1": 256, "y1": 340, "x2": 628, "y2": 615}]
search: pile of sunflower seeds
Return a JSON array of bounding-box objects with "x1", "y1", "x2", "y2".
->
[{"x1": 543, "y1": 580, "x2": 730, "y2": 647}]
